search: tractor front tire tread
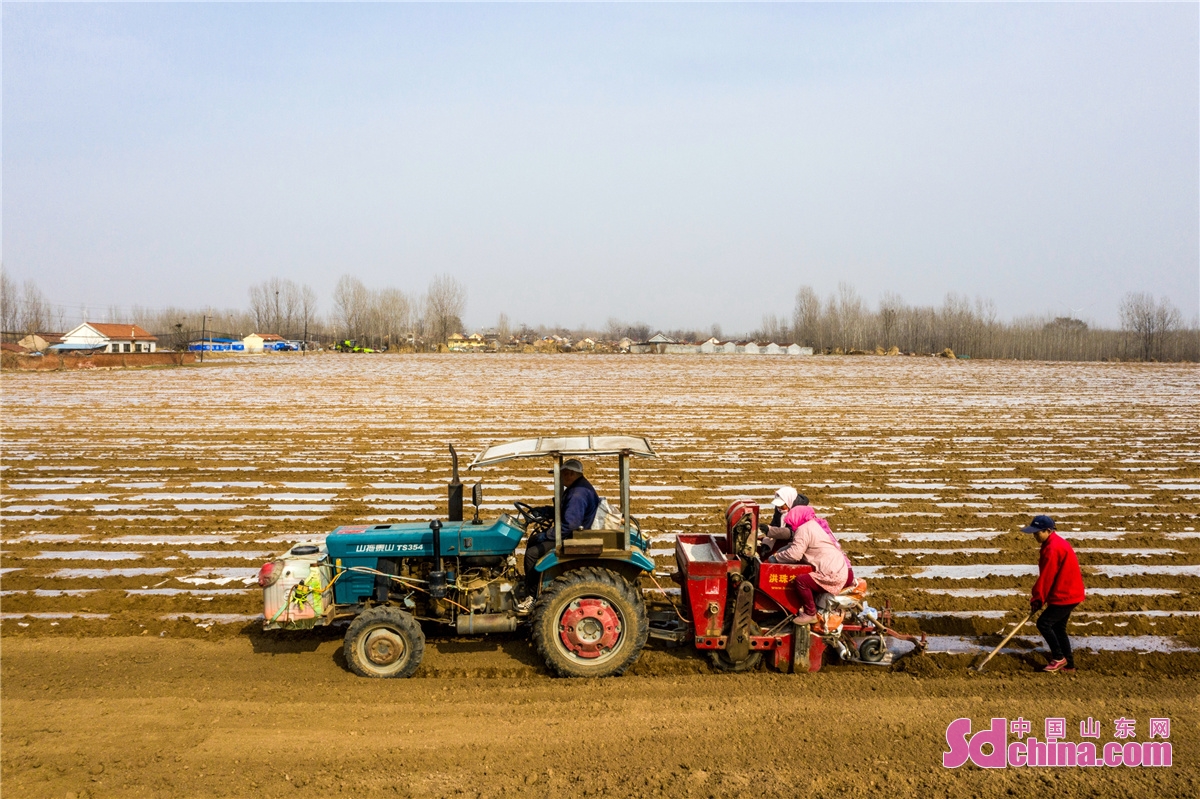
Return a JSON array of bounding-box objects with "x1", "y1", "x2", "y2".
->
[
  {"x1": 531, "y1": 566, "x2": 649, "y2": 678},
  {"x1": 343, "y1": 605, "x2": 425, "y2": 679}
]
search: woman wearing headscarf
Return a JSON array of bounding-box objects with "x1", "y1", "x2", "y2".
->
[{"x1": 761, "y1": 487, "x2": 854, "y2": 624}]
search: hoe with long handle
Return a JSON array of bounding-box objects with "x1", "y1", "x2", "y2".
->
[{"x1": 972, "y1": 611, "x2": 1034, "y2": 673}]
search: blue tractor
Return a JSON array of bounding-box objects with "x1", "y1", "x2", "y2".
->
[{"x1": 257, "y1": 435, "x2": 658, "y2": 678}]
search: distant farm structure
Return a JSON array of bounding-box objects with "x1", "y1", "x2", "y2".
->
[{"x1": 628, "y1": 333, "x2": 813, "y2": 356}]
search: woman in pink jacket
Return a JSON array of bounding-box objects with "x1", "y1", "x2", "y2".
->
[{"x1": 762, "y1": 490, "x2": 854, "y2": 624}]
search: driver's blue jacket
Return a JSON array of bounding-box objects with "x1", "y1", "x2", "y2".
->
[
  {"x1": 561, "y1": 476, "x2": 600, "y2": 536},
  {"x1": 531, "y1": 476, "x2": 600, "y2": 542}
]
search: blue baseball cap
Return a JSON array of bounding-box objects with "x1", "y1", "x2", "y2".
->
[{"x1": 1021, "y1": 515, "x2": 1056, "y2": 533}]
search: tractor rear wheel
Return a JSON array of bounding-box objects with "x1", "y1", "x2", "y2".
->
[
  {"x1": 344, "y1": 606, "x2": 425, "y2": 678},
  {"x1": 532, "y1": 567, "x2": 649, "y2": 678}
]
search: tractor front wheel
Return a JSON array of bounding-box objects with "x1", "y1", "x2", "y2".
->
[
  {"x1": 532, "y1": 567, "x2": 649, "y2": 678},
  {"x1": 344, "y1": 606, "x2": 425, "y2": 678}
]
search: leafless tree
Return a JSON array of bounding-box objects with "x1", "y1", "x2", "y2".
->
[
  {"x1": 628, "y1": 322, "x2": 652, "y2": 342},
  {"x1": 249, "y1": 280, "x2": 276, "y2": 332},
  {"x1": 1120, "y1": 292, "x2": 1183, "y2": 361},
  {"x1": 373, "y1": 287, "x2": 414, "y2": 350},
  {"x1": 299, "y1": 284, "x2": 319, "y2": 343},
  {"x1": 16, "y1": 281, "x2": 52, "y2": 335},
  {"x1": 877, "y1": 291, "x2": 903, "y2": 349},
  {"x1": 424, "y1": 274, "x2": 467, "y2": 344},
  {"x1": 940, "y1": 293, "x2": 974, "y2": 355},
  {"x1": 332, "y1": 275, "x2": 370, "y2": 341},
  {"x1": 1, "y1": 270, "x2": 18, "y2": 336},
  {"x1": 825, "y1": 282, "x2": 866, "y2": 351},
  {"x1": 248, "y1": 277, "x2": 313, "y2": 337},
  {"x1": 496, "y1": 312, "x2": 512, "y2": 341},
  {"x1": 792, "y1": 286, "x2": 822, "y2": 348},
  {"x1": 757, "y1": 313, "x2": 789, "y2": 343}
]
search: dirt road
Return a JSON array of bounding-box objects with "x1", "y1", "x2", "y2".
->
[{"x1": 2, "y1": 635, "x2": 1197, "y2": 798}]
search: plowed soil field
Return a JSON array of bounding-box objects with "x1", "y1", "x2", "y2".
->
[{"x1": 3, "y1": 354, "x2": 1198, "y2": 796}]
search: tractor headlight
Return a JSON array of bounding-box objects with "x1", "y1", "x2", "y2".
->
[{"x1": 257, "y1": 560, "x2": 284, "y2": 587}]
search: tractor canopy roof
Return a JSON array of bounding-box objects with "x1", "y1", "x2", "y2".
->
[{"x1": 469, "y1": 435, "x2": 656, "y2": 469}]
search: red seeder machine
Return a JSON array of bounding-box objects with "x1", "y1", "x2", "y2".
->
[{"x1": 666, "y1": 500, "x2": 926, "y2": 672}]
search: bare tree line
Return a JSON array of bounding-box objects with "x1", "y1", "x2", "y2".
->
[
  {"x1": 2, "y1": 267, "x2": 1195, "y2": 361},
  {"x1": 248, "y1": 278, "x2": 319, "y2": 341},
  {"x1": 0, "y1": 272, "x2": 63, "y2": 336},
  {"x1": 759, "y1": 282, "x2": 1197, "y2": 361},
  {"x1": 1, "y1": 269, "x2": 469, "y2": 351},
  {"x1": 330, "y1": 274, "x2": 466, "y2": 350}
]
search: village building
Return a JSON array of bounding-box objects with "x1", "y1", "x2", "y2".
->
[
  {"x1": 448, "y1": 333, "x2": 487, "y2": 352},
  {"x1": 630, "y1": 332, "x2": 675, "y2": 354},
  {"x1": 243, "y1": 333, "x2": 285, "y2": 353},
  {"x1": 623, "y1": 334, "x2": 813, "y2": 356},
  {"x1": 55, "y1": 323, "x2": 157, "y2": 353},
  {"x1": 663, "y1": 341, "x2": 702, "y2": 355},
  {"x1": 190, "y1": 337, "x2": 245, "y2": 352},
  {"x1": 533, "y1": 335, "x2": 569, "y2": 353}
]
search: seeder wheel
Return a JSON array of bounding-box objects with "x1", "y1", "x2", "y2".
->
[
  {"x1": 707, "y1": 622, "x2": 763, "y2": 672},
  {"x1": 857, "y1": 636, "x2": 887, "y2": 663}
]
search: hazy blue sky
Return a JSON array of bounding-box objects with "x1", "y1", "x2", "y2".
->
[{"x1": 3, "y1": 2, "x2": 1197, "y2": 332}]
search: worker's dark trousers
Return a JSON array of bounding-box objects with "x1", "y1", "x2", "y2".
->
[
  {"x1": 1036, "y1": 603, "x2": 1078, "y2": 666},
  {"x1": 523, "y1": 535, "x2": 556, "y2": 596}
]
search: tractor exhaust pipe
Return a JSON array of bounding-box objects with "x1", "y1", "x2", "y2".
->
[
  {"x1": 429, "y1": 519, "x2": 444, "y2": 571},
  {"x1": 456, "y1": 614, "x2": 518, "y2": 634},
  {"x1": 428, "y1": 519, "x2": 447, "y2": 601},
  {"x1": 448, "y1": 444, "x2": 463, "y2": 522}
]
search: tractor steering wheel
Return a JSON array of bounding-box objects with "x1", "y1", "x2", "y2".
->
[{"x1": 513, "y1": 501, "x2": 538, "y2": 526}]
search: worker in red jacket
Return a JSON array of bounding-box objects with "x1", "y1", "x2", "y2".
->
[{"x1": 1023, "y1": 515, "x2": 1086, "y2": 673}]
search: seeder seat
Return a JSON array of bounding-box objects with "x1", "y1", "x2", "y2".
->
[{"x1": 839, "y1": 578, "x2": 868, "y2": 601}]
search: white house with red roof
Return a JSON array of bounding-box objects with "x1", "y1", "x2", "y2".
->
[
  {"x1": 58, "y1": 323, "x2": 158, "y2": 353},
  {"x1": 242, "y1": 333, "x2": 285, "y2": 353}
]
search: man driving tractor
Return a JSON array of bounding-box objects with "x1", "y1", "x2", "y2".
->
[{"x1": 518, "y1": 458, "x2": 600, "y2": 610}]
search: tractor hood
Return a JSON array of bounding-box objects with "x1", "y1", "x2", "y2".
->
[{"x1": 326, "y1": 515, "x2": 526, "y2": 562}]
